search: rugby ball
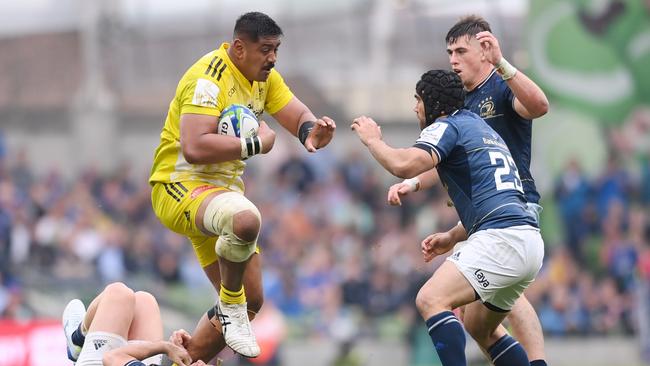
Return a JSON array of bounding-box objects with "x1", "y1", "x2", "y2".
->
[{"x1": 218, "y1": 104, "x2": 259, "y2": 138}]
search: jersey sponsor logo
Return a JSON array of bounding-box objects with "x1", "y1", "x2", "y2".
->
[
  {"x1": 192, "y1": 78, "x2": 220, "y2": 108},
  {"x1": 190, "y1": 185, "x2": 221, "y2": 199},
  {"x1": 474, "y1": 269, "x2": 490, "y2": 288},
  {"x1": 482, "y1": 136, "x2": 508, "y2": 150},
  {"x1": 419, "y1": 122, "x2": 448, "y2": 146},
  {"x1": 478, "y1": 96, "x2": 496, "y2": 118}
]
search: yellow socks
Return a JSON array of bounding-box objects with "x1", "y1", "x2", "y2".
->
[{"x1": 220, "y1": 284, "x2": 246, "y2": 304}]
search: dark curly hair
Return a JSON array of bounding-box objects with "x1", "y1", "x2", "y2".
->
[
  {"x1": 445, "y1": 15, "x2": 491, "y2": 45},
  {"x1": 416, "y1": 70, "x2": 465, "y2": 126},
  {"x1": 234, "y1": 12, "x2": 283, "y2": 42}
]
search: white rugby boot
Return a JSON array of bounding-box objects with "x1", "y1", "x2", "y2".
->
[
  {"x1": 62, "y1": 299, "x2": 86, "y2": 361},
  {"x1": 215, "y1": 300, "x2": 260, "y2": 358}
]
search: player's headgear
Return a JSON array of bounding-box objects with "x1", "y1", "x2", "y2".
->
[
  {"x1": 234, "y1": 12, "x2": 283, "y2": 42},
  {"x1": 445, "y1": 15, "x2": 492, "y2": 44},
  {"x1": 416, "y1": 70, "x2": 465, "y2": 127}
]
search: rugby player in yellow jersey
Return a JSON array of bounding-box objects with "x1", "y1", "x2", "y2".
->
[{"x1": 149, "y1": 12, "x2": 335, "y2": 360}]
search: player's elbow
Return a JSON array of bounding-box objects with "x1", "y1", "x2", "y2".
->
[
  {"x1": 392, "y1": 162, "x2": 421, "y2": 179},
  {"x1": 392, "y1": 166, "x2": 413, "y2": 179},
  {"x1": 181, "y1": 144, "x2": 202, "y2": 164},
  {"x1": 392, "y1": 151, "x2": 432, "y2": 178},
  {"x1": 532, "y1": 97, "x2": 550, "y2": 118}
]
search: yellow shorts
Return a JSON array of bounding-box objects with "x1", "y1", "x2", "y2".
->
[{"x1": 151, "y1": 181, "x2": 260, "y2": 268}]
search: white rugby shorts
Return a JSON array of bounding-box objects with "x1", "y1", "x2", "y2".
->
[{"x1": 446, "y1": 225, "x2": 544, "y2": 311}]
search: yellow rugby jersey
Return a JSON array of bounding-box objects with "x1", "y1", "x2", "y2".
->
[{"x1": 149, "y1": 42, "x2": 294, "y2": 193}]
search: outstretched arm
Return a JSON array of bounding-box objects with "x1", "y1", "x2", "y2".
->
[
  {"x1": 476, "y1": 31, "x2": 549, "y2": 119},
  {"x1": 351, "y1": 116, "x2": 437, "y2": 178},
  {"x1": 272, "y1": 96, "x2": 336, "y2": 152}
]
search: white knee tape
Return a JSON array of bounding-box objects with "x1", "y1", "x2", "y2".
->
[{"x1": 203, "y1": 192, "x2": 261, "y2": 263}]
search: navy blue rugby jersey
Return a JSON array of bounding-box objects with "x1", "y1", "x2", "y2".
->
[
  {"x1": 465, "y1": 69, "x2": 540, "y2": 204},
  {"x1": 414, "y1": 109, "x2": 537, "y2": 235}
]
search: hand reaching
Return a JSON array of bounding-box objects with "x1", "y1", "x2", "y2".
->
[
  {"x1": 350, "y1": 115, "x2": 382, "y2": 146},
  {"x1": 163, "y1": 341, "x2": 192, "y2": 366},
  {"x1": 387, "y1": 181, "x2": 415, "y2": 206},
  {"x1": 421, "y1": 231, "x2": 456, "y2": 262},
  {"x1": 476, "y1": 31, "x2": 503, "y2": 66},
  {"x1": 304, "y1": 116, "x2": 336, "y2": 152},
  {"x1": 169, "y1": 329, "x2": 191, "y2": 347}
]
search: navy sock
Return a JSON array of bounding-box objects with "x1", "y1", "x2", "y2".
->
[
  {"x1": 71, "y1": 323, "x2": 86, "y2": 347},
  {"x1": 488, "y1": 335, "x2": 529, "y2": 366},
  {"x1": 530, "y1": 360, "x2": 547, "y2": 366},
  {"x1": 425, "y1": 311, "x2": 467, "y2": 366}
]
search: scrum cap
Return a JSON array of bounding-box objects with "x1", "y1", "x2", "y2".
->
[{"x1": 416, "y1": 69, "x2": 465, "y2": 126}]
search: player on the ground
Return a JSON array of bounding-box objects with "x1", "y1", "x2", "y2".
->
[
  {"x1": 352, "y1": 69, "x2": 544, "y2": 366},
  {"x1": 387, "y1": 15, "x2": 549, "y2": 366},
  {"x1": 148, "y1": 11, "x2": 335, "y2": 361},
  {"x1": 61, "y1": 282, "x2": 205, "y2": 366}
]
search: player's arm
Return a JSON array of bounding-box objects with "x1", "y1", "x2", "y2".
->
[
  {"x1": 180, "y1": 114, "x2": 275, "y2": 163},
  {"x1": 102, "y1": 340, "x2": 191, "y2": 366},
  {"x1": 506, "y1": 71, "x2": 549, "y2": 120},
  {"x1": 387, "y1": 169, "x2": 439, "y2": 206},
  {"x1": 476, "y1": 31, "x2": 549, "y2": 119},
  {"x1": 271, "y1": 96, "x2": 336, "y2": 152},
  {"x1": 351, "y1": 116, "x2": 437, "y2": 178}
]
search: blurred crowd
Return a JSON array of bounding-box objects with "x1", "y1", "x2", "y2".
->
[{"x1": 0, "y1": 129, "x2": 649, "y2": 345}]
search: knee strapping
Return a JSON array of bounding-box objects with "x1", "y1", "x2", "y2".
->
[{"x1": 203, "y1": 192, "x2": 261, "y2": 263}]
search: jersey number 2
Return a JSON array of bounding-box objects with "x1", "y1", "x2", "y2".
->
[{"x1": 489, "y1": 151, "x2": 523, "y2": 193}]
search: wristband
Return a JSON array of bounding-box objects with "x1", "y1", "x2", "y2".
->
[
  {"x1": 240, "y1": 136, "x2": 263, "y2": 159},
  {"x1": 495, "y1": 57, "x2": 517, "y2": 80},
  {"x1": 298, "y1": 121, "x2": 315, "y2": 146},
  {"x1": 403, "y1": 177, "x2": 421, "y2": 192}
]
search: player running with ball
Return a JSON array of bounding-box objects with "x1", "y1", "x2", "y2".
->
[{"x1": 148, "y1": 12, "x2": 335, "y2": 361}]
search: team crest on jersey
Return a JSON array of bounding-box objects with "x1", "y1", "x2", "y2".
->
[
  {"x1": 192, "y1": 78, "x2": 220, "y2": 107},
  {"x1": 478, "y1": 96, "x2": 495, "y2": 119}
]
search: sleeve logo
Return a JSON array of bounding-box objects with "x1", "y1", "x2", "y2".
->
[
  {"x1": 418, "y1": 122, "x2": 448, "y2": 145},
  {"x1": 192, "y1": 78, "x2": 220, "y2": 107}
]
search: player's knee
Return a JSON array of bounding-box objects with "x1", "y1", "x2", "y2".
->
[
  {"x1": 134, "y1": 291, "x2": 159, "y2": 309},
  {"x1": 232, "y1": 209, "x2": 261, "y2": 243},
  {"x1": 103, "y1": 282, "x2": 135, "y2": 304},
  {"x1": 415, "y1": 289, "x2": 446, "y2": 316},
  {"x1": 206, "y1": 193, "x2": 261, "y2": 263},
  {"x1": 415, "y1": 290, "x2": 433, "y2": 315}
]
